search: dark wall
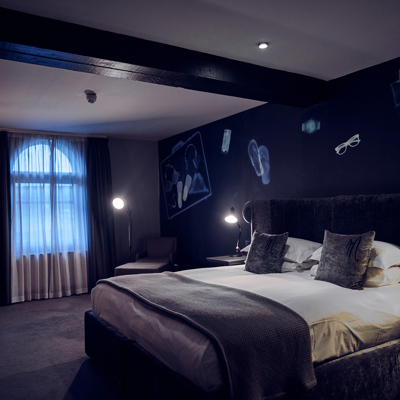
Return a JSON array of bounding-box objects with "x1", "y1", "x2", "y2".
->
[
  {"x1": 158, "y1": 57, "x2": 400, "y2": 266},
  {"x1": 109, "y1": 138, "x2": 160, "y2": 266}
]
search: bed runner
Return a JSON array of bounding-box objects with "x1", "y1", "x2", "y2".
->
[{"x1": 98, "y1": 272, "x2": 316, "y2": 400}]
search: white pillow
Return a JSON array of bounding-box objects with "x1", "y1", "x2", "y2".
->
[
  {"x1": 281, "y1": 261, "x2": 298, "y2": 272},
  {"x1": 284, "y1": 237, "x2": 322, "y2": 265},
  {"x1": 241, "y1": 244, "x2": 251, "y2": 253},
  {"x1": 365, "y1": 267, "x2": 400, "y2": 287},
  {"x1": 368, "y1": 241, "x2": 400, "y2": 270},
  {"x1": 310, "y1": 240, "x2": 400, "y2": 269},
  {"x1": 309, "y1": 246, "x2": 323, "y2": 262},
  {"x1": 310, "y1": 264, "x2": 318, "y2": 276}
]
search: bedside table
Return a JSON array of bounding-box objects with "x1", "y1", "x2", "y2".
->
[{"x1": 206, "y1": 255, "x2": 247, "y2": 266}]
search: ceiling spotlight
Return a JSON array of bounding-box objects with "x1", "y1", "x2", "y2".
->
[
  {"x1": 84, "y1": 89, "x2": 97, "y2": 104},
  {"x1": 258, "y1": 42, "x2": 269, "y2": 49}
]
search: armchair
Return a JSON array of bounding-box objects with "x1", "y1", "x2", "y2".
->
[{"x1": 115, "y1": 237, "x2": 177, "y2": 276}]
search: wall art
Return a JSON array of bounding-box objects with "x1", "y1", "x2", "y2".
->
[
  {"x1": 248, "y1": 139, "x2": 270, "y2": 184},
  {"x1": 335, "y1": 134, "x2": 361, "y2": 155},
  {"x1": 160, "y1": 131, "x2": 212, "y2": 219}
]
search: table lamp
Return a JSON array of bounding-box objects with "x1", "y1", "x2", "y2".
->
[{"x1": 225, "y1": 207, "x2": 242, "y2": 257}]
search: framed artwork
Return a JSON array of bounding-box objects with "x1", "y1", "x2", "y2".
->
[{"x1": 160, "y1": 132, "x2": 212, "y2": 219}]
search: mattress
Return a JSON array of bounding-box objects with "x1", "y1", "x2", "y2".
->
[{"x1": 91, "y1": 265, "x2": 400, "y2": 392}]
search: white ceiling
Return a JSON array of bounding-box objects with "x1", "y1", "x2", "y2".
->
[
  {"x1": 1, "y1": 0, "x2": 400, "y2": 140},
  {"x1": 0, "y1": 58, "x2": 264, "y2": 141}
]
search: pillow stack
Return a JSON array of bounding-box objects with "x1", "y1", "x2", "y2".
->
[
  {"x1": 314, "y1": 230, "x2": 375, "y2": 290},
  {"x1": 310, "y1": 232, "x2": 400, "y2": 289},
  {"x1": 244, "y1": 229, "x2": 400, "y2": 289},
  {"x1": 282, "y1": 237, "x2": 322, "y2": 272},
  {"x1": 361, "y1": 240, "x2": 400, "y2": 287},
  {"x1": 245, "y1": 232, "x2": 322, "y2": 274}
]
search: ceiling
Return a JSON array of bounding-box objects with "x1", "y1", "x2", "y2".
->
[{"x1": 1, "y1": 0, "x2": 400, "y2": 141}]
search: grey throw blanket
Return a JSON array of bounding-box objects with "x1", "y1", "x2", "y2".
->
[{"x1": 98, "y1": 272, "x2": 316, "y2": 400}]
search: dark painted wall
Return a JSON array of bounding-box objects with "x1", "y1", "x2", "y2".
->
[
  {"x1": 109, "y1": 138, "x2": 160, "y2": 266},
  {"x1": 159, "y1": 57, "x2": 400, "y2": 266}
]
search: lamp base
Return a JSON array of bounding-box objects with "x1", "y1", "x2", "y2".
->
[{"x1": 229, "y1": 253, "x2": 243, "y2": 257}]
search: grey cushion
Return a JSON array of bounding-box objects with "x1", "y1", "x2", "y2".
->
[
  {"x1": 245, "y1": 231, "x2": 288, "y2": 274},
  {"x1": 115, "y1": 260, "x2": 170, "y2": 276},
  {"x1": 315, "y1": 230, "x2": 375, "y2": 290}
]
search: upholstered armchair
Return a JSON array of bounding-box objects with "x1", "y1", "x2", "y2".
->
[{"x1": 115, "y1": 237, "x2": 177, "y2": 276}]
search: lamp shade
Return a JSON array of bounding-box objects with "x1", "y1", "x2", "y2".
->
[
  {"x1": 225, "y1": 207, "x2": 242, "y2": 257},
  {"x1": 225, "y1": 207, "x2": 238, "y2": 223},
  {"x1": 112, "y1": 197, "x2": 124, "y2": 209}
]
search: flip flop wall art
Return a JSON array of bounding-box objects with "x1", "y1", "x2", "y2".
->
[{"x1": 248, "y1": 139, "x2": 270, "y2": 185}]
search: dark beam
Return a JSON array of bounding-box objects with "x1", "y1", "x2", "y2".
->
[{"x1": 0, "y1": 8, "x2": 327, "y2": 107}]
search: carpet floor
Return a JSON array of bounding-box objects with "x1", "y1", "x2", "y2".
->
[{"x1": 0, "y1": 294, "x2": 126, "y2": 400}]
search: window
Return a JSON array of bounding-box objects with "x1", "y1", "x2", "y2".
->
[
  {"x1": 13, "y1": 143, "x2": 80, "y2": 253},
  {"x1": 10, "y1": 134, "x2": 88, "y2": 302},
  {"x1": 11, "y1": 138, "x2": 87, "y2": 255}
]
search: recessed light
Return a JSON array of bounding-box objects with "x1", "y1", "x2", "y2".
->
[{"x1": 258, "y1": 42, "x2": 269, "y2": 49}]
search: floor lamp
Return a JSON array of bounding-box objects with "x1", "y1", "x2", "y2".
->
[
  {"x1": 225, "y1": 207, "x2": 242, "y2": 257},
  {"x1": 112, "y1": 197, "x2": 132, "y2": 261}
]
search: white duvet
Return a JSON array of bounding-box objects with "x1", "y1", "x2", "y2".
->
[{"x1": 91, "y1": 265, "x2": 400, "y2": 392}]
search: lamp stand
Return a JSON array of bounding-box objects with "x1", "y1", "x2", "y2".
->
[
  {"x1": 229, "y1": 222, "x2": 243, "y2": 257},
  {"x1": 127, "y1": 207, "x2": 132, "y2": 262}
]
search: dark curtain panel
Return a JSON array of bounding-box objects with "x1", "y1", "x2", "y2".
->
[
  {"x1": 0, "y1": 131, "x2": 11, "y2": 305},
  {"x1": 87, "y1": 138, "x2": 117, "y2": 290}
]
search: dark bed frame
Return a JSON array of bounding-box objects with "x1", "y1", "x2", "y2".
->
[{"x1": 85, "y1": 193, "x2": 400, "y2": 400}]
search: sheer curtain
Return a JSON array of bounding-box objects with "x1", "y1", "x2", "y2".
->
[{"x1": 9, "y1": 134, "x2": 88, "y2": 303}]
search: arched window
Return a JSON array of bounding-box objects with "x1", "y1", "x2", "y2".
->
[
  {"x1": 13, "y1": 144, "x2": 72, "y2": 173},
  {"x1": 12, "y1": 139, "x2": 87, "y2": 254},
  {"x1": 9, "y1": 135, "x2": 88, "y2": 302}
]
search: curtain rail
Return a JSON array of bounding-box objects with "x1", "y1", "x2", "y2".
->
[{"x1": 1, "y1": 127, "x2": 107, "y2": 139}]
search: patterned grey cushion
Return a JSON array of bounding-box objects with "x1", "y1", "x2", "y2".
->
[
  {"x1": 315, "y1": 230, "x2": 375, "y2": 290},
  {"x1": 245, "y1": 231, "x2": 289, "y2": 274}
]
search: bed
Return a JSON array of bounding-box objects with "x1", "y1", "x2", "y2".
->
[{"x1": 85, "y1": 193, "x2": 400, "y2": 400}]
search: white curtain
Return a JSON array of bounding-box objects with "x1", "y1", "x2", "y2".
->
[{"x1": 9, "y1": 134, "x2": 88, "y2": 303}]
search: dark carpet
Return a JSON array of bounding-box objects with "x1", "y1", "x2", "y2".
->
[{"x1": 0, "y1": 294, "x2": 126, "y2": 400}]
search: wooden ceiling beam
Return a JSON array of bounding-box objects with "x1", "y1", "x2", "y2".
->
[{"x1": 0, "y1": 8, "x2": 327, "y2": 107}]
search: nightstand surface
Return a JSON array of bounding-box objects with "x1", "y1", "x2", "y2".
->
[{"x1": 206, "y1": 255, "x2": 246, "y2": 266}]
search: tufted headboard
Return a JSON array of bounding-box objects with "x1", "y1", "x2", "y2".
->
[{"x1": 242, "y1": 194, "x2": 400, "y2": 245}]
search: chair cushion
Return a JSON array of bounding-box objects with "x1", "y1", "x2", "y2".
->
[
  {"x1": 136, "y1": 257, "x2": 170, "y2": 264},
  {"x1": 115, "y1": 260, "x2": 170, "y2": 276}
]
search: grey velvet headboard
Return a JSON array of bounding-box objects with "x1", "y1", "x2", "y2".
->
[{"x1": 242, "y1": 194, "x2": 400, "y2": 245}]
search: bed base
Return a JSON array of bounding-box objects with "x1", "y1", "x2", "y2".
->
[
  {"x1": 85, "y1": 310, "x2": 400, "y2": 400},
  {"x1": 84, "y1": 310, "x2": 229, "y2": 400}
]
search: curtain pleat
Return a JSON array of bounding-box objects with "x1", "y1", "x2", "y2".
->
[
  {"x1": 0, "y1": 131, "x2": 11, "y2": 305},
  {"x1": 87, "y1": 138, "x2": 116, "y2": 290}
]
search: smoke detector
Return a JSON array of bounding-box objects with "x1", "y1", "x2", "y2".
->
[{"x1": 84, "y1": 90, "x2": 97, "y2": 104}]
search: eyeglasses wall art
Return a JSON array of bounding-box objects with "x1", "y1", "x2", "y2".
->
[
  {"x1": 335, "y1": 134, "x2": 361, "y2": 155},
  {"x1": 160, "y1": 131, "x2": 212, "y2": 219}
]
